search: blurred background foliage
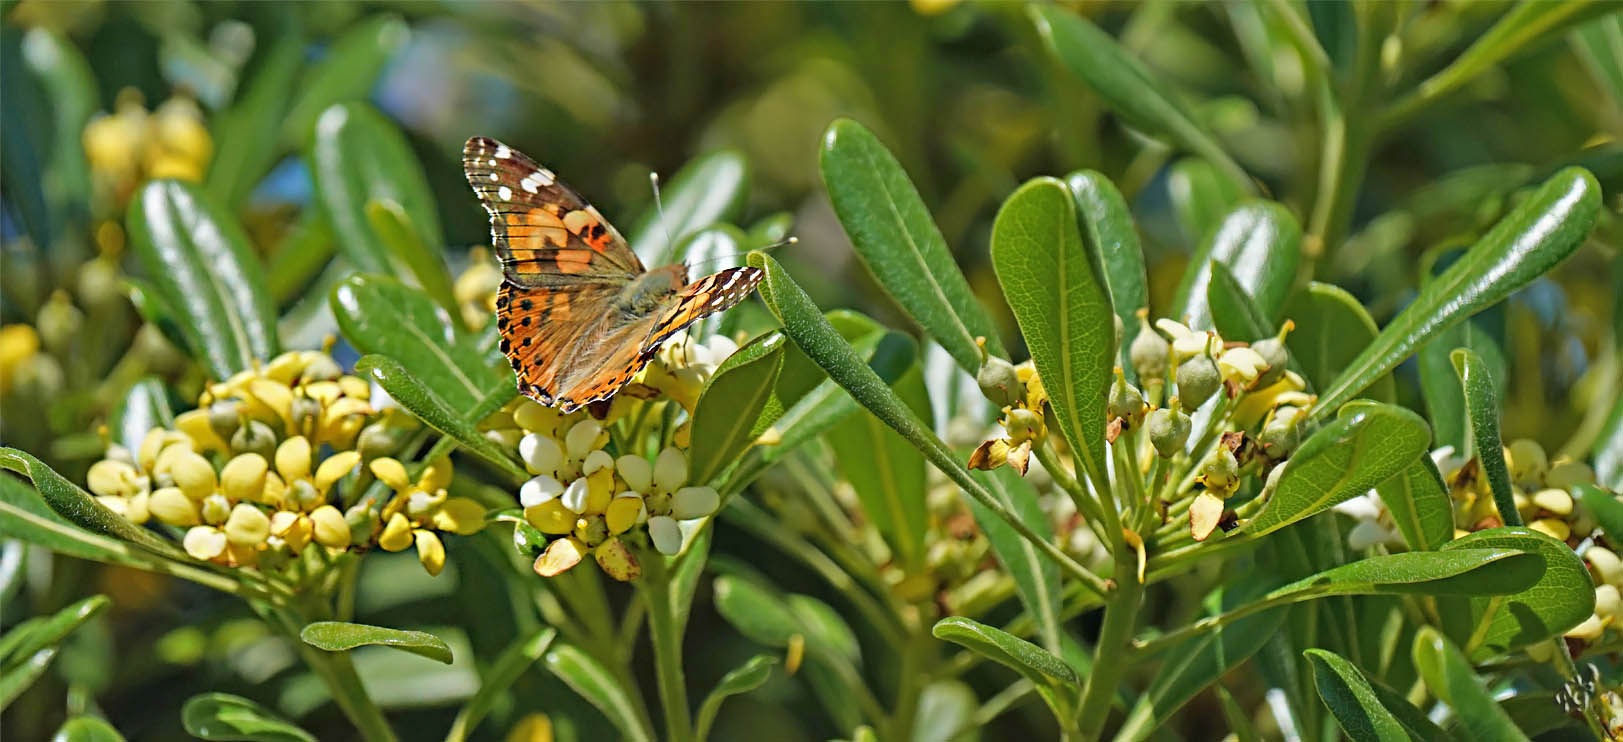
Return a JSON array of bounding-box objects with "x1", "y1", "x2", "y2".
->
[{"x1": 1, "y1": 0, "x2": 1620, "y2": 740}]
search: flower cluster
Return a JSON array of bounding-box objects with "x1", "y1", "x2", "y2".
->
[
  {"x1": 488, "y1": 398, "x2": 722, "y2": 582},
  {"x1": 85, "y1": 350, "x2": 472, "y2": 575},
  {"x1": 83, "y1": 87, "x2": 212, "y2": 206},
  {"x1": 967, "y1": 356, "x2": 1047, "y2": 475}
]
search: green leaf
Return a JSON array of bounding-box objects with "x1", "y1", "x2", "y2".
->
[
  {"x1": 713, "y1": 575, "x2": 801, "y2": 648},
  {"x1": 1065, "y1": 170, "x2": 1147, "y2": 374},
  {"x1": 1242, "y1": 403, "x2": 1431, "y2": 537},
  {"x1": 1577, "y1": 484, "x2": 1623, "y2": 538},
  {"x1": 1572, "y1": 14, "x2": 1623, "y2": 113},
  {"x1": 632, "y1": 150, "x2": 750, "y2": 267},
  {"x1": 827, "y1": 363, "x2": 930, "y2": 572},
  {"x1": 1173, "y1": 201, "x2": 1301, "y2": 331},
  {"x1": 21, "y1": 28, "x2": 96, "y2": 237},
  {"x1": 1206, "y1": 260, "x2": 1275, "y2": 342},
  {"x1": 694, "y1": 655, "x2": 778, "y2": 741},
  {"x1": 282, "y1": 15, "x2": 408, "y2": 147},
  {"x1": 1284, "y1": 283, "x2": 1394, "y2": 401},
  {"x1": 123, "y1": 277, "x2": 194, "y2": 355},
  {"x1": 1305, "y1": 649, "x2": 1410, "y2": 742},
  {"x1": 1114, "y1": 607, "x2": 1287, "y2": 742},
  {"x1": 126, "y1": 179, "x2": 280, "y2": 379},
  {"x1": 1419, "y1": 317, "x2": 1504, "y2": 454},
  {"x1": 990, "y1": 177, "x2": 1114, "y2": 489},
  {"x1": 299, "y1": 621, "x2": 452, "y2": 664},
  {"x1": 754, "y1": 315, "x2": 901, "y2": 468},
  {"x1": 1364, "y1": 680, "x2": 1458, "y2": 742},
  {"x1": 0, "y1": 642, "x2": 55, "y2": 712},
  {"x1": 1593, "y1": 391, "x2": 1623, "y2": 491},
  {"x1": 310, "y1": 102, "x2": 446, "y2": 281},
  {"x1": 332, "y1": 275, "x2": 504, "y2": 411},
  {"x1": 931, "y1": 617, "x2": 1079, "y2": 721},
  {"x1": 181, "y1": 692, "x2": 316, "y2": 742},
  {"x1": 0, "y1": 595, "x2": 109, "y2": 671},
  {"x1": 51, "y1": 716, "x2": 126, "y2": 742},
  {"x1": 968, "y1": 468, "x2": 1063, "y2": 654},
  {"x1": 108, "y1": 377, "x2": 174, "y2": 455},
  {"x1": 206, "y1": 20, "x2": 303, "y2": 209},
  {"x1": 690, "y1": 333, "x2": 787, "y2": 486},
  {"x1": 0, "y1": 29, "x2": 53, "y2": 252},
  {"x1": 912, "y1": 680, "x2": 979, "y2": 742},
  {"x1": 354, "y1": 355, "x2": 524, "y2": 479},
  {"x1": 1312, "y1": 168, "x2": 1601, "y2": 418},
  {"x1": 365, "y1": 200, "x2": 458, "y2": 317},
  {"x1": 1438, "y1": 527, "x2": 1594, "y2": 660},
  {"x1": 0, "y1": 475, "x2": 137, "y2": 563},
  {"x1": 446, "y1": 627, "x2": 556, "y2": 742},
  {"x1": 787, "y1": 594, "x2": 862, "y2": 666},
  {"x1": 1268, "y1": 548, "x2": 1539, "y2": 601},
  {"x1": 820, "y1": 118, "x2": 1006, "y2": 372},
  {"x1": 544, "y1": 645, "x2": 654, "y2": 742},
  {"x1": 0, "y1": 447, "x2": 187, "y2": 560},
  {"x1": 1410, "y1": 628, "x2": 1529, "y2": 742},
  {"x1": 1374, "y1": 456, "x2": 1455, "y2": 551},
  {"x1": 1166, "y1": 158, "x2": 1247, "y2": 248},
  {"x1": 1451, "y1": 348, "x2": 1520, "y2": 526},
  {"x1": 1033, "y1": 5, "x2": 1253, "y2": 192}
]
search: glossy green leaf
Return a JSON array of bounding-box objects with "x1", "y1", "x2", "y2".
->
[
  {"x1": 820, "y1": 118, "x2": 1006, "y2": 372},
  {"x1": 109, "y1": 377, "x2": 174, "y2": 455},
  {"x1": 1033, "y1": 5, "x2": 1252, "y2": 192},
  {"x1": 0, "y1": 448, "x2": 187, "y2": 560},
  {"x1": 354, "y1": 355, "x2": 525, "y2": 479},
  {"x1": 1285, "y1": 283, "x2": 1395, "y2": 401},
  {"x1": 713, "y1": 575, "x2": 801, "y2": 648},
  {"x1": 181, "y1": 692, "x2": 316, "y2": 742},
  {"x1": 1594, "y1": 392, "x2": 1623, "y2": 490},
  {"x1": 266, "y1": 212, "x2": 337, "y2": 307},
  {"x1": 694, "y1": 655, "x2": 778, "y2": 741},
  {"x1": 931, "y1": 617, "x2": 1079, "y2": 721},
  {"x1": 0, "y1": 474, "x2": 137, "y2": 563},
  {"x1": 968, "y1": 467, "x2": 1063, "y2": 654},
  {"x1": 206, "y1": 20, "x2": 303, "y2": 209},
  {"x1": 1305, "y1": 649, "x2": 1409, "y2": 742},
  {"x1": 123, "y1": 277, "x2": 194, "y2": 355},
  {"x1": 632, "y1": 150, "x2": 750, "y2": 267},
  {"x1": 1115, "y1": 607, "x2": 1287, "y2": 742},
  {"x1": 912, "y1": 680, "x2": 979, "y2": 742},
  {"x1": 1066, "y1": 170, "x2": 1147, "y2": 374},
  {"x1": 1270, "y1": 548, "x2": 1538, "y2": 600},
  {"x1": 990, "y1": 177, "x2": 1114, "y2": 488},
  {"x1": 310, "y1": 102, "x2": 445, "y2": 280},
  {"x1": 690, "y1": 334, "x2": 787, "y2": 486},
  {"x1": 1451, "y1": 348, "x2": 1520, "y2": 526},
  {"x1": 126, "y1": 179, "x2": 280, "y2": 379},
  {"x1": 1494, "y1": 692, "x2": 1586, "y2": 739},
  {"x1": 1312, "y1": 168, "x2": 1601, "y2": 418},
  {"x1": 1173, "y1": 201, "x2": 1301, "y2": 331},
  {"x1": 446, "y1": 627, "x2": 556, "y2": 742},
  {"x1": 0, "y1": 595, "x2": 109, "y2": 671},
  {"x1": 1243, "y1": 403, "x2": 1431, "y2": 536},
  {"x1": 1206, "y1": 260, "x2": 1275, "y2": 342},
  {"x1": 1374, "y1": 456, "x2": 1455, "y2": 551},
  {"x1": 1439, "y1": 527, "x2": 1594, "y2": 660},
  {"x1": 1419, "y1": 317, "x2": 1505, "y2": 454},
  {"x1": 332, "y1": 275, "x2": 504, "y2": 411},
  {"x1": 755, "y1": 318, "x2": 903, "y2": 468},
  {"x1": 1166, "y1": 157, "x2": 1246, "y2": 247},
  {"x1": 299, "y1": 621, "x2": 451, "y2": 664},
  {"x1": 1365, "y1": 680, "x2": 1457, "y2": 742},
  {"x1": 365, "y1": 200, "x2": 458, "y2": 317},
  {"x1": 1577, "y1": 484, "x2": 1623, "y2": 538},
  {"x1": 0, "y1": 643, "x2": 54, "y2": 711},
  {"x1": 282, "y1": 15, "x2": 408, "y2": 147},
  {"x1": 827, "y1": 363, "x2": 930, "y2": 572},
  {"x1": 51, "y1": 716, "x2": 126, "y2": 742},
  {"x1": 1215, "y1": 685, "x2": 1261, "y2": 742},
  {"x1": 1410, "y1": 628, "x2": 1529, "y2": 741}
]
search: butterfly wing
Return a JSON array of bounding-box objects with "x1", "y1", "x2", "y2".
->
[
  {"x1": 462, "y1": 136, "x2": 644, "y2": 284},
  {"x1": 641, "y1": 266, "x2": 765, "y2": 353}
]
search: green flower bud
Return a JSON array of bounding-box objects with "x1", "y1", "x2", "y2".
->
[
  {"x1": 1249, "y1": 337, "x2": 1289, "y2": 388},
  {"x1": 574, "y1": 513, "x2": 609, "y2": 546},
  {"x1": 36, "y1": 290, "x2": 83, "y2": 356},
  {"x1": 289, "y1": 479, "x2": 322, "y2": 512},
  {"x1": 356, "y1": 420, "x2": 409, "y2": 459},
  {"x1": 77, "y1": 255, "x2": 124, "y2": 313},
  {"x1": 290, "y1": 396, "x2": 323, "y2": 440},
  {"x1": 1259, "y1": 406, "x2": 1305, "y2": 459},
  {"x1": 345, "y1": 502, "x2": 379, "y2": 545},
  {"x1": 1005, "y1": 408, "x2": 1044, "y2": 443},
  {"x1": 1107, "y1": 371, "x2": 1147, "y2": 429},
  {"x1": 208, "y1": 400, "x2": 243, "y2": 443},
  {"x1": 231, "y1": 419, "x2": 278, "y2": 461},
  {"x1": 1199, "y1": 448, "x2": 1241, "y2": 495},
  {"x1": 1129, "y1": 316, "x2": 1170, "y2": 382},
  {"x1": 1146, "y1": 406, "x2": 1191, "y2": 458},
  {"x1": 976, "y1": 357, "x2": 1022, "y2": 408},
  {"x1": 1176, "y1": 356, "x2": 1220, "y2": 411}
]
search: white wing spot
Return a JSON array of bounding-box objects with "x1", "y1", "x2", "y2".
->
[
  {"x1": 498, "y1": 186, "x2": 513, "y2": 201},
  {"x1": 535, "y1": 169, "x2": 555, "y2": 186},
  {"x1": 489, "y1": 172, "x2": 499, "y2": 182},
  {"x1": 488, "y1": 158, "x2": 498, "y2": 167},
  {"x1": 495, "y1": 145, "x2": 512, "y2": 159},
  {"x1": 521, "y1": 176, "x2": 540, "y2": 194}
]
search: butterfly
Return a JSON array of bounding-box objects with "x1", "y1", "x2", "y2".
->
[{"x1": 462, "y1": 136, "x2": 763, "y2": 413}]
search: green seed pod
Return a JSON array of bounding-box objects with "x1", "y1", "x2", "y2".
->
[
  {"x1": 1108, "y1": 373, "x2": 1148, "y2": 429},
  {"x1": 289, "y1": 479, "x2": 322, "y2": 512},
  {"x1": 208, "y1": 400, "x2": 243, "y2": 443},
  {"x1": 231, "y1": 419, "x2": 278, "y2": 461},
  {"x1": 345, "y1": 502, "x2": 379, "y2": 545},
  {"x1": 356, "y1": 420, "x2": 410, "y2": 460},
  {"x1": 1200, "y1": 448, "x2": 1241, "y2": 494},
  {"x1": 77, "y1": 255, "x2": 124, "y2": 313},
  {"x1": 1129, "y1": 317, "x2": 1170, "y2": 382},
  {"x1": 1005, "y1": 408, "x2": 1044, "y2": 443},
  {"x1": 976, "y1": 357, "x2": 1023, "y2": 408},
  {"x1": 1249, "y1": 337, "x2": 1290, "y2": 388},
  {"x1": 1146, "y1": 407, "x2": 1191, "y2": 458},
  {"x1": 290, "y1": 396, "x2": 323, "y2": 440},
  {"x1": 1176, "y1": 356, "x2": 1220, "y2": 411}
]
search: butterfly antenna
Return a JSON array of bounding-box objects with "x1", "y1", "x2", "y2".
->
[
  {"x1": 650, "y1": 172, "x2": 676, "y2": 255},
  {"x1": 683, "y1": 236, "x2": 799, "y2": 267}
]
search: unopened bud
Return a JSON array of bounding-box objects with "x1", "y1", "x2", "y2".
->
[
  {"x1": 1129, "y1": 315, "x2": 1170, "y2": 382},
  {"x1": 1107, "y1": 371, "x2": 1147, "y2": 429},
  {"x1": 1249, "y1": 337, "x2": 1289, "y2": 388},
  {"x1": 1176, "y1": 356, "x2": 1220, "y2": 411},
  {"x1": 1146, "y1": 407, "x2": 1191, "y2": 458},
  {"x1": 1259, "y1": 406, "x2": 1305, "y2": 460},
  {"x1": 976, "y1": 357, "x2": 1022, "y2": 408},
  {"x1": 231, "y1": 419, "x2": 278, "y2": 460}
]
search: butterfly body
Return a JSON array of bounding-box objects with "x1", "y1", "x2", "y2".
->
[{"x1": 464, "y1": 137, "x2": 762, "y2": 412}]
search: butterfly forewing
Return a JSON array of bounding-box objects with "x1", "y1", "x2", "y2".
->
[{"x1": 643, "y1": 267, "x2": 765, "y2": 353}]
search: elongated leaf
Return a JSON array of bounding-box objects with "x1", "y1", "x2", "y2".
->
[
  {"x1": 1115, "y1": 607, "x2": 1287, "y2": 742},
  {"x1": 299, "y1": 621, "x2": 451, "y2": 664},
  {"x1": 1173, "y1": 201, "x2": 1301, "y2": 331},
  {"x1": 0, "y1": 448, "x2": 186, "y2": 559},
  {"x1": 828, "y1": 363, "x2": 930, "y2": 572},
  {"x1": 182, "y1": 692, "x2": 315, "y2": 742},
  {"x1": 311, "y1": 102, "x2": 445, "y2": 281},
  {"x1": 1593, "y1": 392, "x2": 1623, "y2": 491},
  {"x1": 109, "y1": 377, "x2": 174, "y2": 455},
  {"x1": 1, "y1": 595, "x2": 109, "y2": 671},
  {"x1": 694, "y1": 655, "x2": 778, "y2": 741},
  {"x1": 332, "y1": 275, "x2": 504, "y2": 411},
  {"x1": 968, "y1": 468, "x2": 1063, "y2": 654},
  {"x1": 446, "y1": 627, "x2": 556, "y2": 742},
  {"x1": 127, "y1": 180, "x2": 280, "y2": 378},
  {"x1": 1243, "y1": 403, "x2": 1431, "y2": 536},
  {"x1": 355, "y1": 355, "x2": 525, "y2": 479},
  {"x1": 1033, "y1": 5, "x2": 1252, "y2": 192},
  {"x1": 1577, "y1": 484, "x2": 1623, "y2": 538},
  {"x1": 931, "y1": 617, "x2": 1079, "y2": 721},
  {"x1": 713, "y1": 575, "x2": 801, "y2": 648},
  {"x1": 913, "y1": 680, "x2": 979, "y2": 742},
  {"x1": 990, "y1": 177, "x2": 1114, "y2": 487},
  {"x1": 1066, "y1": 170, "x2": 1147, "y2": 375},
  {"x1": 51, "y1": 716, "x2": 126, "y2": 742},
  {"x1": 1572, "y1": 15, "x2": 1623, "y2": 112},
  {"x1": 1284, "y1": 283, "x2": 1387, "y2": 397},
  {"x1": 1437, "y1": 527, "x2": 1593, "y2": 660},
  {"x1": 0, "y1": 476, "x2": 138, "y2": 563},
  {"x1": 22, "y1": 28, "x2": 95, "y2": 237},
  {"x1": 1305, "y1": 649, "x2": 1410, "y2": 742},
  {"x1": 206, "y1": 20, "x2": 303, "y2": 209},
  {"x1": 1410, "y1": 628, "x2": 1529, "y2": 741},
  {"x1": 786, "y1": 594, "x2": 862, "y2": 667},
  {"x1": 632, "y1": 150, "x2": 750, "y2": 267},
  {"x1": 1206, "y1": 260, "x2": 1275, "y2": 342},
  {"x1": 1375, "y1": 456, "x2": 1454, "y2": 551},
  {"x1": 282, "y1": 15, "x2": 408, "y2": 147},
  {"x1": 1167, "y1": 158, "x2": 1246, "y2": 247},
  {"x1": 1452, "y1": 348, "x2": 1520, "y2": 526},
  {"x1": 690, "y1": 334, "x2": 787, "y2": 486},
  {"x1": 1313, "y1": 168, "x2": 1601, "y2": 417},
  {"x1": 1419, "y1": 317, "x2": 1505, "y2": 454},
  {"x1": 0, "y1": 644, "x2": 55, "y2": 711},
  {"x1": 365, "y1": 200, "x2": 458, "y2": 317},
  {"x1": 1268, "y1": 549, "x2": 1537, "y2": 601},
  {"x1": 820, "y1": 118, "x2": 1006, "y2": 371},
  {"x1": 123, "y1": 277, "x2": 193, "y2": 355},
  {"x1": 1365, "y1": 680, "x2": 1458, "y2": 742}
]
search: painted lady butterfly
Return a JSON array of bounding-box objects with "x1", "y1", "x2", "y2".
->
[{"x1": 462, "y1": 137, "x2": 763, "y2": 413}]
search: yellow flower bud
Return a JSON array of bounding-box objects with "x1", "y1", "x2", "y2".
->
[
  {"x1": 220, "y1": 454, "x2": 268, "y2": 502},
  {"x1": 593, "y1": 537, "x2": 641, "y2": 582},
  {"x1": 1595, "y1": 584, "x2": 1621, "y2": 621},
  {"x1": 271, "y1": 510, "x2": 312, "y2": 552},
  {"x1": 506, "y1": 713, "x2": 553, "y2": 742},
  {"x1": 276, "y1": 436, "x2": 312, "y2": 482},
  {"x1": 432, "y1": 497, "x2": 487, "y2": 536},
  {"x1": 149, "y1": 487, "x2": 201, "y2": 526},
  {"x1": 379, "y1": 513, "x2": 414, "y2": 552},
  {"x1": 314, "y1": 450, "x2": 362, "y2": 493},
  {"x1": 1565, "y1": 613, "x2": 1605, "y2": 641},
  {"x1": 261, "y1": 472, "x2": 288, "y2": 509},
  {"x1": 1585, "y1": 546, "x2": 1622, "y2": 585},
  {"x1": 124, "y1": 492, "x2": 151, "y2": 524},
  {"x1": 303, "y1": 380, "x2": 342, "y2": 405},
  {"x1": 605, "y1": 494, "x2": 644, "y2": 535},
  {"x1": 420, "y1": 457, "x2": 453, "y2": 493},
  {"x1": 534, "y1": 536, "x2": 586, "y2": 577},
  {"x1": 369, "y1": 458, "x2": 411, "y2": 491},
  {"x1": 1531, "y1": 488, "x2": 1573, "y2": 516},
  {"x1": 310, "y1": 505, "x2": 350, "y2": 549},
  {"x1": 262, "y1": 351, "x2": 307, "y2": 384},
  {"x1": 525, "y1": 500, "x2": 576, "y2": 535},
  {"x1": 183, "y1": 526, "x2": 227, "y2": 560},
  {"x1": 174, "y1": 409, "x2": 228, "y2": 452},
  {"x1": 168, "y1": 451, "x2": 218, "y2": 501},
  {"x1": 138, "y1": 428, "x2": 173, "y2": 472},
  {"x1": 1528, "y1": 518, "x2": 1570, "y2": 542},
  {"x1": 224, "y1": 503, "x2": 270, "y2": 546},
  {"x1": 512, "y1": 400, "x2": 559, "y2": 435},
  {"x1": 415, "y1": 530, "x2": 446, "y2": 576},
  {"x1": 88, "y1": 460, "x2": 140, "y2": 498},
  {"x1": 338, "y1": 375, "x2": 371, "y2": 400},
  {"x1": 247, "y1": 378, "x2": 295, "y2": 428}
]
